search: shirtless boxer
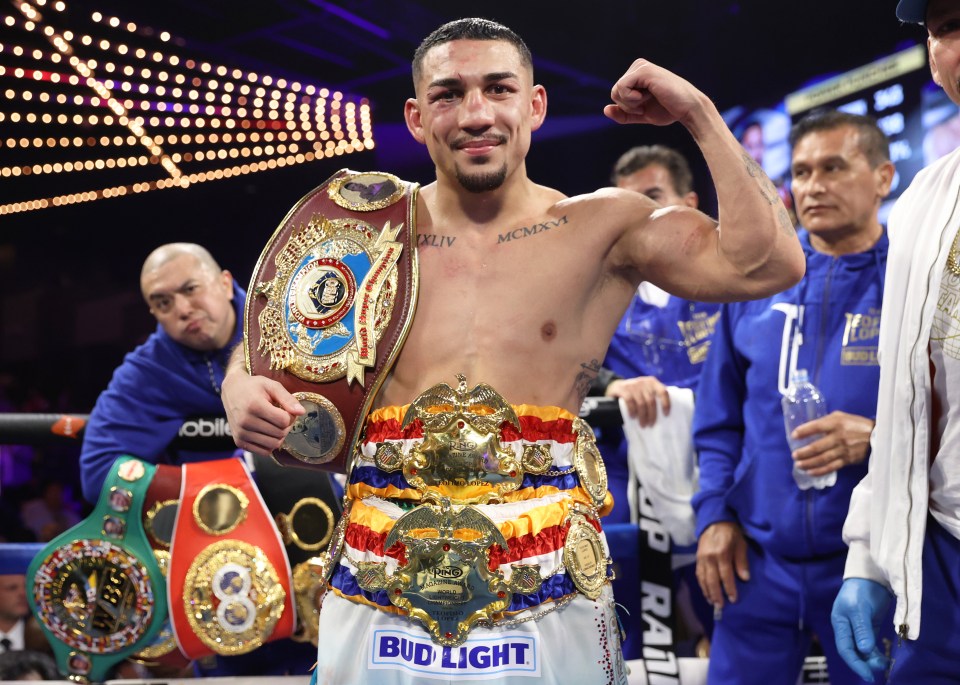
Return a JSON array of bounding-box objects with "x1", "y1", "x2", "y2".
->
[{"x1": 221, "y1": 18, "x2": 804, "y2": 685}]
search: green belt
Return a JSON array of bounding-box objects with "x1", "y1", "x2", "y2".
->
[{"x1": 27, "y1": 456, "x2": 168, "y2": 683}]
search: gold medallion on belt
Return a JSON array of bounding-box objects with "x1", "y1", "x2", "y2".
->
[
  {"x1": 355, "y1": 495, "x2": 543, "y2": 647},
  {"x1": 183, "y1": 540, "x2": 286, "y2": 655},
  {"x1": 372, "y1": 374, "x2": 552, "y2": 504}
]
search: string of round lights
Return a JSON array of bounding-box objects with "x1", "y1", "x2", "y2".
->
[{"x1": 1, "y1": 0, "x2": 376, "y2": 214}]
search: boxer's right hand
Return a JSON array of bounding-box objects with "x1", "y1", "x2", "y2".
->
[{"x1": 222, "y1": 368, "x2": 304, "y2": 456}]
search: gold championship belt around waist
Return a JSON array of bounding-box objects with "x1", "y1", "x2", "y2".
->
[
  {"x1": 321, "y1": 376, "x2": 612, "y2": 646},
  {"x1": 245, "y1": 169, "x2": 419, "y2": 473}
]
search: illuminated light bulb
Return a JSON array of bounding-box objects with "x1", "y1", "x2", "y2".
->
[{"x1": 118, "y1": 44, "x2": 128, "y2": 54}]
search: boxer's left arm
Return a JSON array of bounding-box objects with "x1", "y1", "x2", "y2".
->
[{"x1": 604, "y1": 59, "x2": 803, "y2": 303}]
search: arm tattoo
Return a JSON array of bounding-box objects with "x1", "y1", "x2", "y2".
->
[
  {"x1": 778, "y1": 207, "x2": 796, "y2": 237},
  {"x1": 743, "y1": 153, "x2": 795, "y2": 236},
  {"x1": 574, "y1": 359, "x2": 602, "y2": 405},
  {"x1": 741, "y1": 153, "x2": 779, "y2": 206}
]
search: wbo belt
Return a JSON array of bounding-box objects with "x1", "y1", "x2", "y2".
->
[
  {"x1": 27, "y1": 456, "x2": 168, "y2": 683},
  {"x1": 245, "y1": 168, "x2": 420, "y2": 473},
  {"x1": 168, "y1": 458, "x2": 294, "y2": 658},
  {"x1": 353, "y1": 375, "x2": 609, "y2": 511}
]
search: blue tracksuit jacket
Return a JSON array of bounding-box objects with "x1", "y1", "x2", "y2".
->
[{"x1": 692, "y1": 229, "x2": 887, "y2": 559}]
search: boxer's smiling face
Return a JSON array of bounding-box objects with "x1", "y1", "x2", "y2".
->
[{"x1": 404, "y1": 39, "x2": 546, "y2": 193}]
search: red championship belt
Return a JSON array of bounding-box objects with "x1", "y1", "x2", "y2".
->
[
  {"x1": 133, "y1": 464, "x2": 192, "y2": 669},
  {"x1": 168, "y1": 459, "x2": 294, "y2": 659},
  {"x1": 245, "y1": 169, "x2": 419, "y2": 473}
]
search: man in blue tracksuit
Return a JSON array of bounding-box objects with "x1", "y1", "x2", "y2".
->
[
  {"x1": 79, "y1": 243, "x2": 316, "y2": 677},
  {"x1": 692, "y1": 111, "x2": 894, "y2": 684},
  {"x1": 79, "y1": 243, "x2": 245, "y2": 503}
]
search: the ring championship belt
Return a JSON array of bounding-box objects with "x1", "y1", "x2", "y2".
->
[
  {"x1": 168, "y1": 458, "x2": 294, "y2": 658},
  {"x1": 245, "y1": 169, "x2": 419, "y2": 473},
  {"x1": 345, "y1": 376, "x2": 614, "y2": 645},
  {"x1": 355, "y1": 496, "x2": 544, "y2": 647},
  {"x1": 27, "y1": 456, "x2": 168, "y2": 683}
]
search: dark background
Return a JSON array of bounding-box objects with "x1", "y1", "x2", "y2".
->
[{"x1": 0, "y1": 0, "x2": 927, "y2": 411}]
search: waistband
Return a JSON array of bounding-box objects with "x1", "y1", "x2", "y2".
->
[{"x1": 350, "y1": 404, "x2": 599, "y2": 506}]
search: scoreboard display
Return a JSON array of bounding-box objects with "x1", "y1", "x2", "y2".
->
[{"x1": 725, "y1": 44, "x2": 960, "y2": 222}]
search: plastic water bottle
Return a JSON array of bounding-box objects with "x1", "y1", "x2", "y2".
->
[{"x1": 781, "y1": 369, "x2": 836, "y2": 490}]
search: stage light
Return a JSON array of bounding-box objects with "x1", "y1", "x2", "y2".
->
[{"x1": 1, "y1": 3, "x2": 376, "y2": 214}]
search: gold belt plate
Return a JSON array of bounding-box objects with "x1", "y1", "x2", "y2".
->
[
  {"x1": 374, "y1": 375, "x2": 552, "y2": 504},
  {"x1": 182, "y1": 540, "x2": 287, "y2": 655},
  {"x1": 355, "y1": 497, "x2": 542, "y2": 646}
]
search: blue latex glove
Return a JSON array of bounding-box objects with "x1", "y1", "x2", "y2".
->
[{"x1": 831, "y1": 578, "x2": 893, "y2": 682}]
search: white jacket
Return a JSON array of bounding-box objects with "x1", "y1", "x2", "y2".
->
[{"x1": 843, "y1": 146, "x2": 960, "y2": 640}]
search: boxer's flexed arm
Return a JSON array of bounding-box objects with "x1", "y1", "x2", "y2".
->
[
  {"x1": 604, "y1": 59, "x2": 804, "y2": 303},
  {"x1": 221, "y1": 345, "x2": 304, "y2": 455}
]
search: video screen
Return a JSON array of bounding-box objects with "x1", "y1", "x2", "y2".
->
[{"x1": 724, "y1": 44, "x2": 960, "y2": 224}]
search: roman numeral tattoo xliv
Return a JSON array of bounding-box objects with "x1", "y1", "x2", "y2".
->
[{"x1": 418, "y1": 234, "x2": 457, "y2": 248}]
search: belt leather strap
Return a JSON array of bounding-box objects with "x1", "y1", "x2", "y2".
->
[
  {"x1": 251, "y1": 453, "x2": 342, "y2": 568},
  {"x1": 245, "y1": 168, "x2": 419, "y2": 473},
  {"x1": 28, "y1": 456, "x2": 167, "y2": 683},
  {"x1": 168, "y1": 458, "x2": 294, "y2": 658},
  {"x1": 133, "y1": 463, "x2": 192, "y2": 669}
]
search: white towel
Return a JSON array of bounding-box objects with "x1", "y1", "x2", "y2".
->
[{"x1": 621, "y1": 387, "x2": 698, "y2": 546}]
